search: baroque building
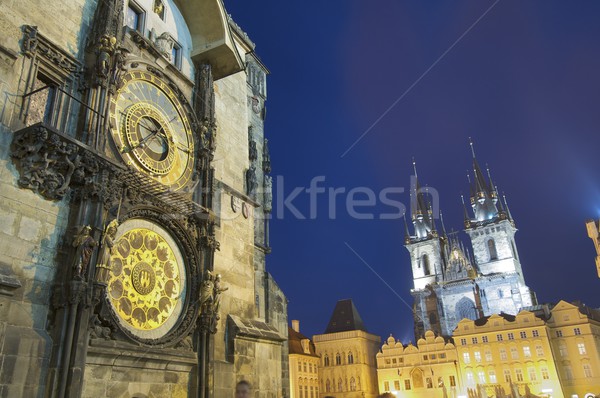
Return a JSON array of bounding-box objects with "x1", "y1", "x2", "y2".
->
[
  {"x1": 288, "y1": 320, "x2": 320, "y2": 398},
  {"x1": 406, "y1": 146, "x2": 536, "y2": 339},
  {"x1": 0, "y1": 0, "x2": 287, "y2": 397},
  {"x1": 313, "y1": 300, "x2": 380, "y2": 398}
]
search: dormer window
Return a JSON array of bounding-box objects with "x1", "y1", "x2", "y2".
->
[{"x1": 126, "y1": 1, "x2": 145, "y2": 33}]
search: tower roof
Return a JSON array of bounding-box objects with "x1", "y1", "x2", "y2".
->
[{"x1": 324, "y1": 299, "x2": 368, "y2": 333}]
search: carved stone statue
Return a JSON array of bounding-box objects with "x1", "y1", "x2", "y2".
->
[
  {"x1": 199, "y1": 270, "x2": 215, "y2": 314},
  {"x1": 95, "y1": 219, "x2": 119, "y2": 284},
  {"x1": 96, "y1": 35, "x2": 117, "y2": 80},
  {"x1": 248, "y1": 138, "x2": 257, "y2": 161},
  {"x1": 154, "y1": 32, "x2": 174, "y2": 61},
  {"x1": 262, "y1": 138, "x2": 271, "y2": 173},
  {"x1": 212, "y1": 274, "x2": 228, "y2": 319},
  {"x1": 72, "y1": 225, "x2": 98, "y2": 280},
  {"x1": 264, "y1": 175, "x2": 273, "y2": 212},
  {"x1": 246, "y1": 166, "x2": 257, "y2": 196}
]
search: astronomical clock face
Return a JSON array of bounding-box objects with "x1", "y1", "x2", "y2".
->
[
  {"x1": 106, "y1": 219, "x2": 187, "y2": 340},
  {"x1": 109, "y1": 71, "x2": 195, "y2": 191}
]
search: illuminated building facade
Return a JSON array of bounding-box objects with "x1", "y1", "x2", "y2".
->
[
  {"x1": 289, "y1": 320, "x2": 321, "y2": 398},
  {"x1": 314, "y1": 300, "x2": 381, "y2": 398},
  {"x1": 585, "y1": 219, "x2": 600, "y2": 278},
  {"x1": 0, "y1": 0, "x2": 287, "y2": 396},
  {"x1": 453, "y1": 311, "x2": 563, "y2": 398},
  {"x1": 376, "y1": 331, "x2": 461, "y2": 398},
  {"x1": 406, "y1": 148, "x2": 536, "y2": 339}
]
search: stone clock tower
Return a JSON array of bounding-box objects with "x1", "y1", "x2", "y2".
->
[{"x1": 0, "y1": 0, "x2": 287, "y2": 397}]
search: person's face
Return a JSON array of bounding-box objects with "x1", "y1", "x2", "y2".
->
[{"x1": 235, "y1": 384, "x2": 250, "y2": 398}]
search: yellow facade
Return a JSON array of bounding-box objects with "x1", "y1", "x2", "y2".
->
[
  {"x1": 453, "y1": 311, "x2": 563, "y2": 398},
  {"x1": 314, "y1": 330, "x2": 380, "y2": 398},
  {"x1": 545, "y1": 301, "x2": 600, "y2": 398},
  {"x1": 289, "y1": 322, "x2": 321, "y2": 398},
  {"x1": 376, "y1": 330, "x2": 460, "y2": 398}
]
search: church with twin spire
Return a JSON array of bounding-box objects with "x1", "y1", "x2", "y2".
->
[{"x1": 405, "y1": 143, "x2": 537, "y2": 338}]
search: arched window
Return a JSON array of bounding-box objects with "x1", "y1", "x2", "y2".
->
[
  {"x1": 456, "y1": 297, "x2": 478, "y2": 321},
  {"x1": 338, "y1": 378, "x2": 343, "y2": 392},
  {"x1": 488, "y1": 239, "x2": 498, "y2": 260},
  {"x1": 421, "y1": 254, "x2": 431, "y2": 275},
  {"x1": 326, "y1": 380, "x2": 331, "y2": 393},
  {"x1": 324, "y1": 354, "x2": 329, "y2": 366},
  {"x1": 347, "y1": 352, "x2": 354, "y2": 364},
  {"x1": 335, "y1": 353, "x2": 341, "y2": 365},
  {"x1": 349, "y1": 377, "x2": 356, "y2": 391}
]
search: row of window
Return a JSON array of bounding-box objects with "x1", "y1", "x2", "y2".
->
[
  {"x1": 462, "y1": 345, "x2": 545, "y2": 363},
  {"x1": 383, "y1": 352, "x2": 448, "y2": 366},
  {"x1": 460, "y1": 329, "x2": 540, "y2": 345},
  {"x1": 297, "y1": 385, "x2": 318, "y2": 398},
  {"x1": 556, "y1": 327, "x2": 582, "y2": 337},
  {"x1": 383, "y1": 375, "x2": 457, "y2": 392},
  {"x1": 324, "y1": 377, "x2": 358, "y2": 393},
  {"x1": 558, "y1": 342, "x2": 588, "y2": 356},
  {"x1": 297, "y1": 361, "x2": 318, "y2": 374},
  {"x1": 323, "y1": 352, "x2": 354, "y2": 366},
  {"x1": 465, "y1": 367, "x2": 550, "y2": 385}
]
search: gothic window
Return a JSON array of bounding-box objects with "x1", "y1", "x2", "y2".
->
[
  {"x1": 421, "y1": 254, "x2": 431, "y2": 275},
  {"x1": 349, "y1": 377, "x2": 356, "y2": 391},
  {"x1": 455, "y1": 297, "x2": 477, "y2": 321},
  {"x1": 487, "y1": 239, "x2": 498, "y2": 261},
  {"x1": 324, "y1": 355, "x2": 329, "y2": 366},
  {"x1": 335, "y1": 353, "x2": 341, "y2": 365},
  {"x1": 347, "y1": 352, "x2": 354, "y2": 364}
]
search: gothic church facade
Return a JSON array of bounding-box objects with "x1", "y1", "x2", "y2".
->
[{"x1": 406, "y1": 147, "x2": 536, "y2": 338}]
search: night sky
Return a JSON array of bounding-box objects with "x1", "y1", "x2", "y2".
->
[{"x1": 224, "y1": 1, "x2": 600, "y2": 343}]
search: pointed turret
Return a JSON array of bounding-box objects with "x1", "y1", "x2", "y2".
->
[
  {"x1": 468, "y1": 139, "x2": 499, "y2": 223},
  {"x1": 411, "y1": 159, "x2": 433, "y2": 240}
]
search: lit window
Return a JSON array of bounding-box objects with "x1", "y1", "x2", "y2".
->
[
  {"x1": 482, "y1": 336, "x2": 489, "y2": 343},
  {"x1": 308, "y1": 363, "x2": 312, "y2": 373},
  {"x1": 556, "y1": 330, "x2": 563, "y2": 337},
  {"x1": 508, "y1": 333, "x2": 515, "y2": 340},
  {"x1": 536, "y1": 345, "x2": 544, "y2": 356},
  {"x1": 385, "y1": 359, "x2": 390, "y2": 365},
  {"x1": 394, "y1": 380, "x2": 400, "y2": 391},
  {"x1": 541, "y1": 367, "x2": 549, "y2": 380},
  {"x1": 523, "y1": 346, "x2": 531, "y2": 358},
  {"x1": 574, "y1": 327, "x2": 581, "y2": 335},
  {"x1": 463, "y1": 352, "x2": 471, "y2": 364},
  {"x1": 510, "y1": 347, "x2": 519, "y2": 360},
  {"x1": 392, "y1": 358, "x2": 397, "y2": 364},
  {"x1": 497, "y1": 334, "x2": 503, "y2": 341},
  {"x1": 583, "y1": 364, "x2": 593, "y2": 378},
  {"x1": 126, "y1": 1, "x2": 145, "y2": 33},
  {"x1": 472, "y1": 337, "x2": 478, "y2": 344},
  {"x1": 303, "y1": 363, "x2": 307, "y2": 372},
  {"x1": 449, "y1": 375, "x2": 456, "y2": 387},
  {"x1": 466, "y1": 372, "x2": 474, "y2": 385},
  {"x1": 504, "y1": 370, "x2": 511, "y2": 383},
  {"x1": 404, "y1": 380, "x2": 411, "y2": 390},
  {"x1": 384, "y1": 381, "x2": 389, "y2": 392},
  {"x1": 528, "y1": 368, "x2": 537, "y2": 381},
  {"x1": 578, "y1": 343, "x2": 586, "y2": 355},
  {"x1": 474, "y1": 351, "x2": 481, "y2": 363},
  {"x1": 500, "y1": 349, "x2": 507, "y2": 360},
  {"x1": 423, "y1": 355, "x2": 428, "y2": 361},
  {"x1": 478, "y1": 371, "x2": 486, "y2": 383},
  {"x1": 515, "y1": 369, "x2": 524, "y2": 382},
  {"x1": 532, "y1": 330, "x2": 539, "y2": 337},
  {"x1": 485, "y1": 350, "x2": 492, "y2": 362},
  {"x1": 461, "y1": 338, "x2": 467, "y2": 346},
  {"x1": 559, "y1": 344, "x2": 568, "y2": 357},
  {"x1": 520, "y1": 331, "x2": 527, "y2": 339},
  {"x1": 489, "y1": 370, "x2": 497, "y2": 383}
]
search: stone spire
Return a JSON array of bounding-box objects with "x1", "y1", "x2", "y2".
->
[
  {"x1": 468, "y1": 139, "x2": 499, "y2": 223},
  {"x1": 411, "y1": 159, "x2": 433, "y2": 240}
]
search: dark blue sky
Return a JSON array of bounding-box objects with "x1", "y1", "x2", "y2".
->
[{"x1": 225, "y1": 1, "x2": 600, "y2": 342}]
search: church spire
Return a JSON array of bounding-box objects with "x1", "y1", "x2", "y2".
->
[
  {"x1": 468, "y1": 138, "x2": 499, "y2": 223},
  {"x1": 411, "y1": 159, "x2": 433, "y2": 240}
]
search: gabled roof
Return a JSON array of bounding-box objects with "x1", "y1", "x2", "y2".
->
[{"x1": 324, "y1": 299, "x2": 367, "y2": 334}]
